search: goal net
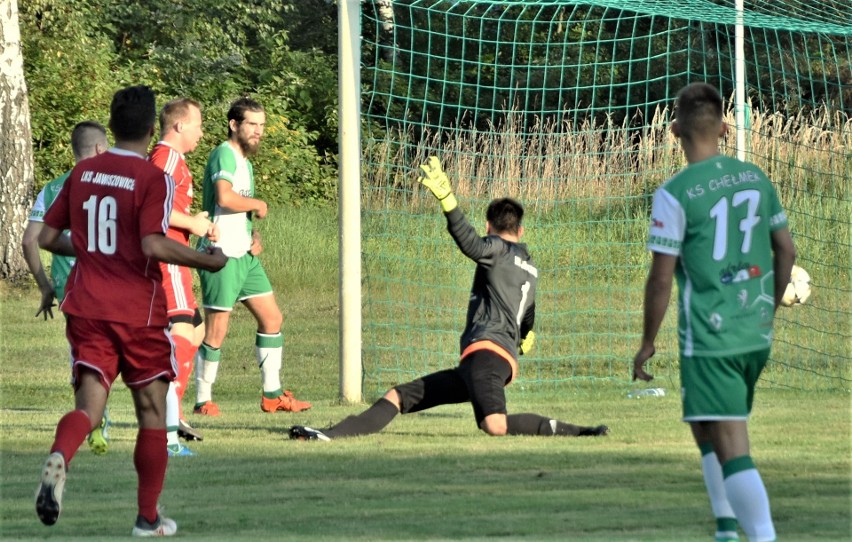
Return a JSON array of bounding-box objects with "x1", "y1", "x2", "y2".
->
[{"x1": 358, "y1": 0, "x2": 851, "y2": 395}]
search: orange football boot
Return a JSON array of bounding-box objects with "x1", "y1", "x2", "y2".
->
[
  {"x1": 193, "y1": 400, "x2": 220, "y2": 416},
  {"x1": 261, "y1": 390, "x2": 311, "y2": 413}
]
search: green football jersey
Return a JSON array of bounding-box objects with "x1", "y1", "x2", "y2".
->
[
  {"x1": 28, "y1": 171, "x2": 75, "y2": 301},
  {"x1": 647, "y1": 155, "x2": 788, "y2": 356},
  {"x1": 200, "y1": 142, "x2": 255, "y2": 257}
]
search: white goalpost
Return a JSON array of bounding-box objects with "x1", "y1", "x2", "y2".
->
[{"x1": 337, "y1": 0, "x2": 362, "y2": 403}]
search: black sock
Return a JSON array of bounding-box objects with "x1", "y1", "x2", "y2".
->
[
  {"x1": 506, "y1": 413, "x2": 586, "y2": 436},
  {"x1": 576, "y1": 424, "x2": 608, "y2": 436},
  {"x1": 325, "y1": 398, "x2": 399, "y2": 438}
]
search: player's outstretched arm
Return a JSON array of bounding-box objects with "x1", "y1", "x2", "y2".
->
[
  {"x1": 416, "y1": 156, "x2": 499, "y2": 263},
  {"x1": 142, "y1": 234, "x2": 227, "y2": 272},
  {"x1": 418, "y1": 156, "x2": 458, "y2": 213}
]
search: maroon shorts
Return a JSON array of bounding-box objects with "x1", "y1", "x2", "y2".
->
[
  {"x1": 65, "y1": 315, "x2": 176, "y2": 390},
  {"x1": 159, "y1": 261, "x2": 197, "y2": 318}
]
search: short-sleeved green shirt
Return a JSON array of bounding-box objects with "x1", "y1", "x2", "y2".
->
[
  {"x1": 28, "y1": 171, "x2": 75, "y2": 301},
  {"x1": 199, "y1": 142, "x2": 255, "y2": 258},
  {"x1": 647, "y1": 155, "x2": 788, "y2": 357}
]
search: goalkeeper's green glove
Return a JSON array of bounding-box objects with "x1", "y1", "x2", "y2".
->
[
  {"x1": 418, "y1": 156, "x2": 458, "y2": 213},
  {"x1": 519, "y1": 331, "x2": 536, "y2": 356}
]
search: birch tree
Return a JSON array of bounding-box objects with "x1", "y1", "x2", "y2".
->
[{"x1": 0, "y1": 0, "x2": 34, "y2": 279}]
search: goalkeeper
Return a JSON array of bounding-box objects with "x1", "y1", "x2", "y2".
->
[{"x1": 290, "y1": 157, "x2": 608, "y2": 440}]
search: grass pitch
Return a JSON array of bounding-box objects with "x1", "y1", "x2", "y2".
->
[{"x1": 1, "y1": 207, "x2": 849, "y2": 540}]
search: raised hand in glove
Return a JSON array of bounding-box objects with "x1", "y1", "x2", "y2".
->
[
  {"x1": 418, "y1": 156, "x2": 458, "y2": 213},
  {"x1": 519, "y1": 331, "x2": 536, "y2": 356}
]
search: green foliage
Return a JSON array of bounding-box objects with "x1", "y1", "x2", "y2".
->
[
  {"x1": 363, "y1": 0, "x2": 851, "y2": 139},
  {"x1": 20, "y1": 0, "x2": 339, "y2": 204},
  {"x1": 20, "y1": 0, "x2": 129, "y2": 186},
  {"x1": 252, "y1": 99, "x2": 338, "y2": 206}
]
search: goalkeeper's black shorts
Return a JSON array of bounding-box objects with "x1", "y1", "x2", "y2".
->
[{"x1": 393, "y1": 350, "x2": 512, "y2": 428}]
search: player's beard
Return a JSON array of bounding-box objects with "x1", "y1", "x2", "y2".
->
[{"x1": 237, "y1": 132, "x2": 262, "y2": 156}]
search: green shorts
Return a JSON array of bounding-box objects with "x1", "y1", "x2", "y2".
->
[
  {"x1": 198, "y1": 253, "x2": 273, "y2": 311},
  {"x1": 680, "y1": 348, "x2": 770, "y2": 422}
]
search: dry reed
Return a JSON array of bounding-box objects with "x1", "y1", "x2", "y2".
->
[{"x1": 363, "y1": 103, "x2": 850, "y2": 217}]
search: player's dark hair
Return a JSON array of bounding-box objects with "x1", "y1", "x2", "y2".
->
[
  {"x1": 227, "y1": 97, "x2": 264, "y2": 137},
  {"x1": 109, "y1": 85, "x2": 156, "y2": 141},
  {"x1": 674, "y1": 82, "x2": 724, "y2": 142},
  {"x1": 70, "y1": 120, "x2": 107, "y2": 160},
  {"x1": 159, "y1": 98, "x2": 201, "y2": 132},
  {"x1": 486, "y1": 198, "x2": 524, "y2": 235}
]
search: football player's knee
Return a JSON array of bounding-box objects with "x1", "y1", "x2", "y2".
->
[
  {"x1": 480, "y1": 418, "x2": 508, "y2": 436},
  {"x1": 203, "y1": 316, "x2": 230, "y2": 345},
  {"x1": 261, "y1": 311, "x2": 283, "y2": 332},
  {"x1": 383, "y1": 389, "x2": 402, "y2": 409}
]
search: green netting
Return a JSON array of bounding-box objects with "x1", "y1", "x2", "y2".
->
[{"x1": 359, "y1": 0, "x2": 852, "y2": 396}]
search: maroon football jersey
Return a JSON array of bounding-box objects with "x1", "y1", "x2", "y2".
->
[{"x1": 44, "y1": 148, "x2": 174, "y2": 326}]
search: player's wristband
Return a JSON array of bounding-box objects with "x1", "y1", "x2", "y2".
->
[{"x1": 439, "y1": 193, "x2": 458, "y2": 213}]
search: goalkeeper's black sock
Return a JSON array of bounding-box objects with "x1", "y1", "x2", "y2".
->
[
  {"x1": 506, "y1": 413, "x2": 586, "y2": 436},
  {"x1": 324, "y1": 398, "x2": 399, "y2": 438}
]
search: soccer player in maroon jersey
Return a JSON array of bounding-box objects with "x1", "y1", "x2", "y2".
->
[
  {"x1": 149, "y1": 98, "x2": 217, "y2": 453},
  {"x1": 35, "y1": 85, "x2": 226, "y2": 537}
]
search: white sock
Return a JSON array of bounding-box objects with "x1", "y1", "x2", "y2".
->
[
  {"x1": 195, "y1": 343, "x2": 220, "y2": 404},
  {"x1": 724, "y1": 468, "x2": 776, "y2": 542},
  {"x1": 701, "y1": 450, "x2": 737, "y2": 536},
  {"x1": 166, "y1": 382, "x2": 180, "y2": 447},
  {"x1": 256, "y1": 332, "x2": 283, "y2": 395}
]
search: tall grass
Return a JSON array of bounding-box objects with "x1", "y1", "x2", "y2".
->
[
  {"x1": 365, "y1": 104, "x2": 849, "y2": 215},
  {"x1": 360, "y1": 105, "x2": 851, "y2": 393}
]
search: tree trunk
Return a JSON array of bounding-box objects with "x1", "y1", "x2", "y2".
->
[
  {"x1": 0, "y1": 0, "x2": 34, "y2": 280},
  {"x1": 376, "y1": 0, "x2": 397, "y2": 62}
]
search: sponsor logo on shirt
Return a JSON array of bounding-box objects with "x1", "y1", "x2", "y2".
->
[
  {"x1": 720, "y1": 263, "x2": 761, "y2": 285},
  {"x1": 709, "y1": 312, "x2": 723, "y2": 331}
]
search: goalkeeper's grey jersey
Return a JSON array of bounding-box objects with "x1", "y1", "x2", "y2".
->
[{"x1": 445, "y1": 208, "x2": 538, "y2": 361}]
